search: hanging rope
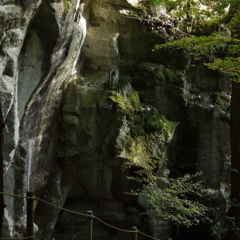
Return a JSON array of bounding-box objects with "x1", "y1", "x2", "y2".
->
[{"x1": 0, "y1": 192, "x2": 160, "y2": 240}]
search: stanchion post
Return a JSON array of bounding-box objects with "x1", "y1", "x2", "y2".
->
[
  {"x1": 132, "y1": 226, "x2": 138, "y2": 240},
  {"x1": 86, "y1": 210, "x2": 93, "y2": 240},
  {"x1": 27, "y1": 192, "x2": 34, "y2": 240}
]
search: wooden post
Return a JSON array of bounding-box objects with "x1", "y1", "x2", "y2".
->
[
  {"x1": 27, "y1": 192, "x2": 34, "y2": 240},
  {"x1": 86, "y1": 210, "x2": 93, "y2": 240},
  {"x1": 131, "y1": 226, "x2": 138, "y2": 240}
]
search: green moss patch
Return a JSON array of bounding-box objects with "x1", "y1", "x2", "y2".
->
[
  {"x1": 155, "y1": 66, "x2": 166, "y2": 81},
  {"x1": 109, "y1": 90, "x2": 141, "y2": 116},
  {"x1": 64, "y1": 1, "x2": 72, "y2": 13},
  {"x1": 110, "y1": 85, "x2": 178, "y2": 165},
  {"x1": 124, "y1": 137, "x2": 154, "y2": 167},
  {"x1": 140, "y1": 63, "x2": 184, "y2": 83},
  {"x1": 109, "y1": 87, "x2": 177, "y2": 139},
  {"x1": 132, "y1": 108, "x2": 177, "y2": 141}
]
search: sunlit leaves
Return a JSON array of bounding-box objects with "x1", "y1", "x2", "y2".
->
[
  {"x1": 145, "y1": 0, "x2": 230, "y2": 19},
  {"x1": 123, "y1": 157, "x2": 211, "y2": 227},
  {"x1": 152, "y1": 0, "x2": 240, "y2": 81},
  {"x1": 154, "y1": 31, "x2": 240, "y2": 81}
]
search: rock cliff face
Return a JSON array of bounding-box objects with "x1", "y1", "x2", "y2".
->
[{"x1": 0, "y1": 0, "x2": 230, "y2": 240}]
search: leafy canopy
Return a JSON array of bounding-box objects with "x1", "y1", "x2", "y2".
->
[
  {"x1": 122, "y1": 0, "x2": 240, "y2": 229},
  {"x1": 123, "y1": 151, "x2": 211, "y2": 227},
  {"x1": 151, "y1": 0, "x2": 240, "y2": 81}
]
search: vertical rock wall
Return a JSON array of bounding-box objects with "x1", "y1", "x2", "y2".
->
[{"x1": 0, "y1": 0, "x2": 230, "y2": 240}]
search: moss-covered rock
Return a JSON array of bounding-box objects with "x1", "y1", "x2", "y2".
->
[
  {"x1": 110, "y1": 87, "x2": 178, "y2": 168},
  {"x1": 109, "y1": 90, "x2": 141, "y2": 116},
  {"x1": 140, "y1": 62, "x2": 185, "y2": 86},
  {"x1": 183, "y1": 90, "x2": 230, "y2": 120},
  {"x1": 155, "y1": 65, "x2": 166, "y2": 82}
]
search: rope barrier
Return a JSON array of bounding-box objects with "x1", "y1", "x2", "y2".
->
[
  {"x1": 138, "y1": 230, "x2": 160, "y2": 240},
  {"x1": 0, "y1": 191, "x2": 160, "y2": 240},
  {"x1": 94, "y1": 216, "x2": 136, "y2": 233},
  {"x1": 0, "y1": 192, "x2": 88, "y2": 217},
  {"x1": 35, "y1": 197, "x2": 89, "y2": 218},
  {"x1": 0, "y1": 192, "x2": 30, "y2": 199}
]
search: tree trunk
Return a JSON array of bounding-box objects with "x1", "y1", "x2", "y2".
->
[
  {"x1": 0, "y1": 103, "x2": 4, "y2": 237},
  {"x1": 229, "y1": 80, "x2": 240, "y2": 240}
]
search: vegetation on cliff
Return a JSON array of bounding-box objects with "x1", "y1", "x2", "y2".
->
[
  {"x1": 123, "y1": 156, "x2": 211, "y2": 227},
  {"x1": 110, "y1": 76, "x2": 212, "y2": 228},
  {"x1": 136, "y1": 0, "x2": 240, "y2": 238}
]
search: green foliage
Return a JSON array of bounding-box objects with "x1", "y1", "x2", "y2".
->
[
  {"x1": 109, "y1": 76, "x2": 142, "y2": 116},
  {"x1": 134, "y1": 4, "x2": 148, "y2": 17},
  {"x1": 64, "y1": 0, "x2": 72, "y2": 14},
  {"x1": 144, "y1": 0, "x2": 229, "y2": 18},
  {"x1": 146, "y1": 109, "x2": 176, "y2": 135},
  {"x1": 155, "y1": 66, "x2": 166, "y2": 81},
  {"x1": 129, "y1": 91, "x2": 141, "y2": 112},
  {"x1": 109, "y1": 90, "x2": 141, "y2": 116},
  {"x1": 128, "y1": 0, "x2": 240, "y2": 232},
  {"x1": 183, "y1": 91, "x2": 230, "y2": 120},
  {"x1": 167, "y1": 28, "x2": 176, "y2": 36},
  {"x1": 123, "y1": 152, "x2": 211, "y2": 227},
  {"x1": 141, "y1": 62, "x2": 184, "y2": 83},
  {"x1": 149, "y1": 0, "x2": 240, "y2": 235},
  {"x1": 130, "y1": 106, "x2": 177, "y2": 140},
  {"x1": 154, "y1": 33, "x2": 231, "y2": 56},
  {"x1": 118, "y1": 75, "x2": 133, "y2": 96},
  {"x1": 165, "y1": 68, "x2": 177, "y2": 80},
  {"x1": 205, "y1": 55, "x2": 240, "y2": 80},
  {"x1": 152, "y1": 0, "x2": 240, "y2": 81},
  {"x1": 213, "y1": 92, "x2": 230, "y2": 113},
  {"x1": 212, "y1": 215, "x2": 240, "y2": 237},
  {"x1": 124, "y1": 137, "x2": 154, "y2": 166}
]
